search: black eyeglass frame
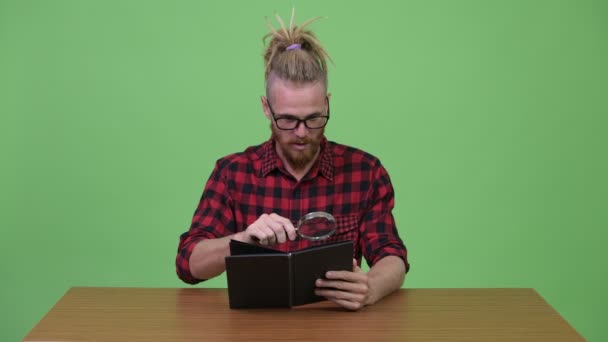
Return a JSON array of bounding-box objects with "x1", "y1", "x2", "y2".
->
[{"x1": 266, "y1": 97, "x2": 330, "y2": 130}]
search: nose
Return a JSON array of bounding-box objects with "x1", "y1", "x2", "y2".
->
[{"x1": 293, "y1": 120, "x2": 309, "y2": 138}]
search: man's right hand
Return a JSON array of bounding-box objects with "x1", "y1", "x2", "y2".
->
[{"x1": 233, "y1": 213, "x2": 297, "y2": 246}]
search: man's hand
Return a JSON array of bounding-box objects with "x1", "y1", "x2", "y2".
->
[
  {"x1": 315, "y1": 259, "x2": 372, "y2": 311},
  {"x1": 233, "y1": 213, "x2": 297, "y2": 246}
]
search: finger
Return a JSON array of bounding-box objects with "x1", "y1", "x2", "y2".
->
[
  {"x1": 248, "y1": 226, "x2": 270, "y2": 245},
  {"x1": 247, "y1": 215, "x2": 271, "y2": 244},
  {"x1": 270, "y1": 213, "x2": 297, "y2": 240},
  {"x1": 250, "y1": 220, "x2": 277, "y2": 245},
  {"x1": 315, "y1": 287, "x2": 364, "y2": 302},
  {"x1": 324, "y1": 297, "x2": 364, "y2": 311},
  {"x1": 315, "y1": 289, "x2": 365, "y2": 310},
  {"x1": 263, "y1": 216, "x2": 288, "y2": 244},
  {"x1": 325, "y1": 270, "x2": 368, "y2": 283},
  {"x1": 316, "y1": 278, "x2": 369, "y2": 294},
  {"x1": 257, "y1": 224, "x2": 277, "y2": 245}
]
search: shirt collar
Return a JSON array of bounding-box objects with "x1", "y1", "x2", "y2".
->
[{"x1": 260, "y1": 137, "x2": 334, "y2": 181}]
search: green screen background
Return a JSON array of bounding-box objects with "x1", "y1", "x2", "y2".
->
[{"x1": 1, "y1": 0, "x2": 606, "y2": 341}]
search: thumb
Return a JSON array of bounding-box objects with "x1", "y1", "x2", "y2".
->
[{"x1": 353, "y1": 258, "x2": 363, "y2": 273}]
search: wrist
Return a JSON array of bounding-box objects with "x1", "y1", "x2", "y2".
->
[
  {"x1": 365, "y1": 278, "x2": 378, "y2": 306},
  {"x1": 232, "y1": 231, "x2": 251, "y2": 243},
  {"x1": 232, "y1": 231, "x2": 244, "y2": 242}
]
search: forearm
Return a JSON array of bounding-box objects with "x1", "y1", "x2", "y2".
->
[
  {"x1": 187, "y1": 212, "x2": 297, "y2": 281},
  {"x1": 188, "y1": 234, "x2": 239, "y2": 280},
  {"x1": 367, "y1": 255, "x2": 406, "y2": 305}
]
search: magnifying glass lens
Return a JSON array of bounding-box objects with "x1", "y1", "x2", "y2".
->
[{"x1": 297, "y1": 212, "x2": 337, "y2": 241}]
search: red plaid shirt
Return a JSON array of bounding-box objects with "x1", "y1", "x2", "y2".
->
[{"x1": 176, "y1": 138, "x2": 409, "y2": 284}]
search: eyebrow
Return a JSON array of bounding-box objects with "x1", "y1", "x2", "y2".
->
[{"x1": 274, "y1": 112, "x2": 325, "y2": 119}]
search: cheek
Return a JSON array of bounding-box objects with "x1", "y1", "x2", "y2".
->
[
  {"x1": 273, "y1": 128, "x2": 294, "y2": 143},
  {"x1": 277, "y1": 130, "x2": 292, "y2": 140},
  {"x1": 311, "y1": 129, "x2": 325, "y2": 141}
]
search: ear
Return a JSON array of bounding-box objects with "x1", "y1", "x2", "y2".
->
[{"x1": 261, "y1": 96, "x2": 272, "y2": 120}]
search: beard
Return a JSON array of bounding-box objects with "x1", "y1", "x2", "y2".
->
[{"x1": 271, "y1": 124, "x2": 324, "y2": 172}]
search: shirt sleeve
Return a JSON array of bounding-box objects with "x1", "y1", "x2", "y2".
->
[
  {"x1": 359, "y1": 161, "x2": 410, "y2": 272},
  {"x1": 175, "y1": 161, "x2": 236, "y2": 284}
]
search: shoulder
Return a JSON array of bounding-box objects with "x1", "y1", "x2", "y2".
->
[
  {"x1": 214, "y1": 141, "x2": 267, "y2": 174},
  {"x1": 327, "y1": 140, "x2": 383, "y2": 170}
]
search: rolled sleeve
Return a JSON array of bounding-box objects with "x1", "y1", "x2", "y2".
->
[
  {"x1": 175, "y1": 162, "x2": 235, "y2": 284},
  {"x1": 360, "y1": 163, "x2": 410, "y2": 272}
]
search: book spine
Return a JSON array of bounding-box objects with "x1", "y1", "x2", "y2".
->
[{"x1": 288, "y1": 253, "x2": 294, "y2": 308}]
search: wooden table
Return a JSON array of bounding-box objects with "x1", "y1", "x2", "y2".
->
[{"x1": 23, "y1": 287, "x2": 584, "y2": 341}]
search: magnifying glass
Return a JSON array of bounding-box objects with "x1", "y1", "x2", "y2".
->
[
  {"x1": 251, "y1": 211, "x2": 337, "y2": 243},
  {"x1": 295, "y1": 211, "x2": 337, "y2": 241}
]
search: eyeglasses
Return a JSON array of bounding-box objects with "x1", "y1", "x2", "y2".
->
[{"x1": 267, "y1": 97, "x2": 330, "y2": 130}]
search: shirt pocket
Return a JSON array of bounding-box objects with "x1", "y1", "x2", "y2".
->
[{"x1": 324, "y1": 214, "x2": 359, "y2": 246}]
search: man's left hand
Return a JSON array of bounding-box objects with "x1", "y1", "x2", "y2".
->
[{"x1": 315, "y1": 259, "x2": 372, "y2": 311}]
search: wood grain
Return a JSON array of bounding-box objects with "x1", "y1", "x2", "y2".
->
[{"x1": 23, "y1": 287, "x2": 585, "y2": 341}]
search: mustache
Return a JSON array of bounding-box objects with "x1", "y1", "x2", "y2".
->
[{"x1": 291, "y1": 138, "x2": 311, "y2": 144}]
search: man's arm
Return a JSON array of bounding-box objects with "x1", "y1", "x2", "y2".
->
[
  {"x1": 315, "y1": 255, "x2": 405, "y2": 310},
  {"x1": 187, "y1": 235, "x2": 236, "y2": 280},
  {"x1": 366, "y1": 255, "x2": 406, "y2": 303},
  {"x1": 176, "y1": 157, "x2": 298, "y2": 284},
  {"x1": 315, "y1": 160, "x2": 409, "y2": 309},
  {"x1": 187, "y1": 214, "x2": 297, "y2": 280}
]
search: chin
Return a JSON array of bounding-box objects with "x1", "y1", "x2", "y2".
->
[{"x1": 286, "y1": 151, "x2": 314, "y2": 170}]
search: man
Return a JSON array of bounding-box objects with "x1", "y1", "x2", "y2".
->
[{"x1": 176, "y1": 10, "x2": 409, "y2": 310}]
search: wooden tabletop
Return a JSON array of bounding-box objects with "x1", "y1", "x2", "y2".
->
[{"x1": 23, "y1": 287, "x2": 584, "y2": 341}]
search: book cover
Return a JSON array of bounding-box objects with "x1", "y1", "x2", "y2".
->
[{"x1": 225, "y1": 240, "x2": 353, "y2": 308}]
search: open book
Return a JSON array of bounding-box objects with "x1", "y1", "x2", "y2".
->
[{"x1": 225, "y1": 239, "x2": 353, "y2": 308}]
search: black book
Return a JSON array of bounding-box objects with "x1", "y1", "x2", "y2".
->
[{"x1": 225, "y1": 240, "x2": 353, "y2": 308}]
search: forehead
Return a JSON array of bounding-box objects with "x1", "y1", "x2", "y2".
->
[{"x1": 268, "y1": 78, "x2": 327, "y2": 114}]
